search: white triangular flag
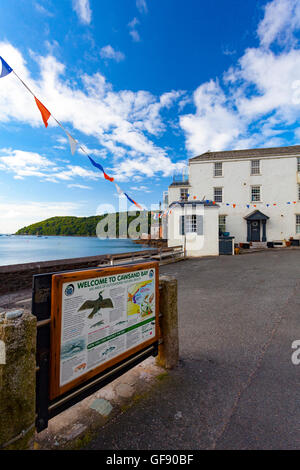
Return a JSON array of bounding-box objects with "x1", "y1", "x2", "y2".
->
[
  {"x1": 66, "y1": 131, "x2": 78, "y2": 155},
  {"x1": 115, "y1": 183, "x2": 124, "y2": 195}
]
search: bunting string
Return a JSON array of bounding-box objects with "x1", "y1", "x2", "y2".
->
[
  {"x1": 181, "y1": 197, "x2": 298, "y2": 208},
  {"x1": 0, "y1": 56, "x2": 143, "y2": 211}
]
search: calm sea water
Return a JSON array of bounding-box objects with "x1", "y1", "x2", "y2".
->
[{"x1": 0, "y1": 235, "x2": 152, "y2": 266}]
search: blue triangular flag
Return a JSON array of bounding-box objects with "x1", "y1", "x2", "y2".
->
[
  {"x1": 0, "y1": 56, "x2": 13, "y2": 78},
  {"x1": 88, "y1": 155, "x2": 104, "y2": 173}
]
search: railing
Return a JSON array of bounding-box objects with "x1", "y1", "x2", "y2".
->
[
  {"x1": 172, "y1": 174, "x2": 189, "y2": 183},
  {"x1": 103, "y1": 246, "x2": 184, "y2": 266}
]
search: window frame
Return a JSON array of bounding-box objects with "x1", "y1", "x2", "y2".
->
[
  {"x1": 251, "y1": 159, "x2": 260, "y2": 175},
  {"x1": 180, "y1": 187, "x2": 189, "y2": 202},
  {"x1": 297, "y1": 158, "x2": 300, "y2": 172},
  {"x1": 214, "y1": 186, "x2": 223, "y2": 203},
  {"x1": 219, "y1": 215, "x2": 226, "y2": 234},
  {"x1": 296, "y1": 214, "x2": 300, "y2": 234},
  {"x1": 214, "y1": 162, "x2": 223, "y2": 177},
  {"x1": 251, "y1": 185, "x2": 261, "y2": 202},
  {"x1": 184, "y1": 214, "x2": 197, "y2": 234}
]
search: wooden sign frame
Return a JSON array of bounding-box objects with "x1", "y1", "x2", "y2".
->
[{"x1": 50, "y1": 261, "x2": 159, "y2": 399}]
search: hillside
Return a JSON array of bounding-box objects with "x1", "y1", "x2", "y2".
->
[{"x1": 15, "y1": 212, "x2": 153, "y2": 237}]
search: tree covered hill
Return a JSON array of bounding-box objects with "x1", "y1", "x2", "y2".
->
[{"x1": 15, "y1": 212, "x2": 154, "y2": 237}]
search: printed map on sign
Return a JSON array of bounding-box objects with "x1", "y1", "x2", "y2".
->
[{"x1": 127, "y1": 280, "x2": 155, "y2": 317}]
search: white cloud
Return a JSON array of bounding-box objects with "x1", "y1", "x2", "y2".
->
[
  {"x1": 136, "y1": 0, "x2": 148, "y2": 14},
  {"x1": 131, "y1": 185, "x2": 152, "y2": 193},
  {"x1": 72, "y1": 0, "x2": 92, "y2": 25},
  {"x1": 67, "y1": 183, "x2": 92, "y2": 189},
  {"x1": 100, "y1": 45, "x2": 125, "y2": 62},
  {"x1": 179, "y1": 0, "x2": 300, "y2": 155},
  {"x1": 0, "y1": 201, "x2": 83, "y2": 233},
  {"x1": 54, "y1": 165, "x2": 100, "y2": 181},
  {"x1": 180, "y1": 81, "x2": 243, "y2": 154},
  {"x1": 0, "y1": 149, "x2": 54, "y2": 179},
  {"x1": 0, "y1": 148, "x2": 100, "y2": 183},
  {"x1": 128, "y1": 18, "x2": 141, "y2": 42},
  {"x1": 257, "y1": 0, "x2": 300, "y2": 47},
  {"x1": 0, "y1": 42, "x2": 184, "y2": 181},
  {"x1": 56, "y1": 136, "x2": 67, "y2": 145},
  {"x1": 34, "y1": 2, "x2": 53, "y2": 17}
]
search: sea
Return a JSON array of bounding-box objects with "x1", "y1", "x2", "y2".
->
[{"x1": 0, "y1": 235, "x2": 152, "y2": 266}]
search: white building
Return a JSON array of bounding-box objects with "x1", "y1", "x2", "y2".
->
[
  {"x1": 168, "y1": 145, "x2": 300, "y2": 244},
  {"x1": 167, "y1": 200, "x2": 220, "y2": 256}
]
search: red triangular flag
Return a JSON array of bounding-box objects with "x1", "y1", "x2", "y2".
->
[
  {"x1": 103, "y1": 172, "x2": 114, "y2": 182},
  {"x1": 34, "y1": 97, "x2": 51, "y2": 128}
]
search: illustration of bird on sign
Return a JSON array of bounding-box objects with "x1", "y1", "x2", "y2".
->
[{"x1": 78, "y1": 291, "x2": 114, "y2": 319}]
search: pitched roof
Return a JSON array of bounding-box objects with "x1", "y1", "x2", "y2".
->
[
  {"x1": 190, "y1": 145, "x2": 300, "y2": 162},
  {"x1": 169, "y1": 200, "x2": 219, "y2": 208},
  {"x1": 244, "y1": 210, "x2": 269, "y2": 221}
]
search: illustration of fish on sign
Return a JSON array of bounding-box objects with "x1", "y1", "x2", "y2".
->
[{"x1": 78, "y1": 291, "x2": 114, "y2": 319}]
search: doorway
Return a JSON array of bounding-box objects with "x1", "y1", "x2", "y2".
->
[{"x1": 250, "y1": 220, "x2": 260, "y2": 242}]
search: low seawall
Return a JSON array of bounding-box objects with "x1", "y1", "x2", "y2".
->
[{"x1": 0, "y1": 249, "x2": 161, "y2": 295}]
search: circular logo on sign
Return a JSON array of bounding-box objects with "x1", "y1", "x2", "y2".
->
[
  {"x1": 65, "y1": 284, "x2": 74, "y2": 296},
  {"x1": 149, "y1": 269, "x2": 154, "y2": 278}
]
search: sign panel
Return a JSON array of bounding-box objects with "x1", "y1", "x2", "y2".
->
[{"x1": 50, "y1": 262, "x2": 159, "y2": 399}]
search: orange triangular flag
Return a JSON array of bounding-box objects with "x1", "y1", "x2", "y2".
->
[{"x1": 34, "y1": 97, "x2": 51, "y2": 128}]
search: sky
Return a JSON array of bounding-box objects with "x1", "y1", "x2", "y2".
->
[{"x1": 0, "y1": 0, "x2": 300, "y2": 232}]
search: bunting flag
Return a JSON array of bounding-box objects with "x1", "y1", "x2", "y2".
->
[
  {"x1": 88, "y1": 156, "x2": 114, "y2": 182},
  {"x1": 124, "y1": 193, "x2": 142, "y2": 210},
  {"x1": 114, "y1": 183, "x2": 124, "y2": 195},
  {"x1": 0, "y1": 55, "x2": 143, "y2": 211},
  {"x1": 34, "y1": 97, "x2": 51, "y2": 128},
  {"x1": 66, "y1": 131, "x2": 78, "y2": 155},
  {"x1": 189, "y1": 198, "x2": 299, "y2": 208},
  {"x1": 0, "y1": 56, "x2": 12, "y2": 78}
]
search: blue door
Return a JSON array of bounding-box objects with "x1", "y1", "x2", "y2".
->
[{"x1": 250, "y1": 221, "x2": 260, "y2": 241}]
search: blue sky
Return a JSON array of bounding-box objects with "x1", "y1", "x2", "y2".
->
[{"x1": 0, "y1": 0, "x2": 300, "y2": 232}]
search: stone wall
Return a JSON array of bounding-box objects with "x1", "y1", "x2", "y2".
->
[
  {"x1": 0, "y1": 309, "x2": 36, "y2": 450},
  {"x1": 0, "y1": 276, "x2": 179, "y2": 449},
  {"x1": 0, "y1": 249, "x2": 161, "y2": 295}
]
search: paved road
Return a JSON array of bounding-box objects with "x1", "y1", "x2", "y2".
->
[{"x1": 85, "y1": 251, "x2": 300, "y2": 449}]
